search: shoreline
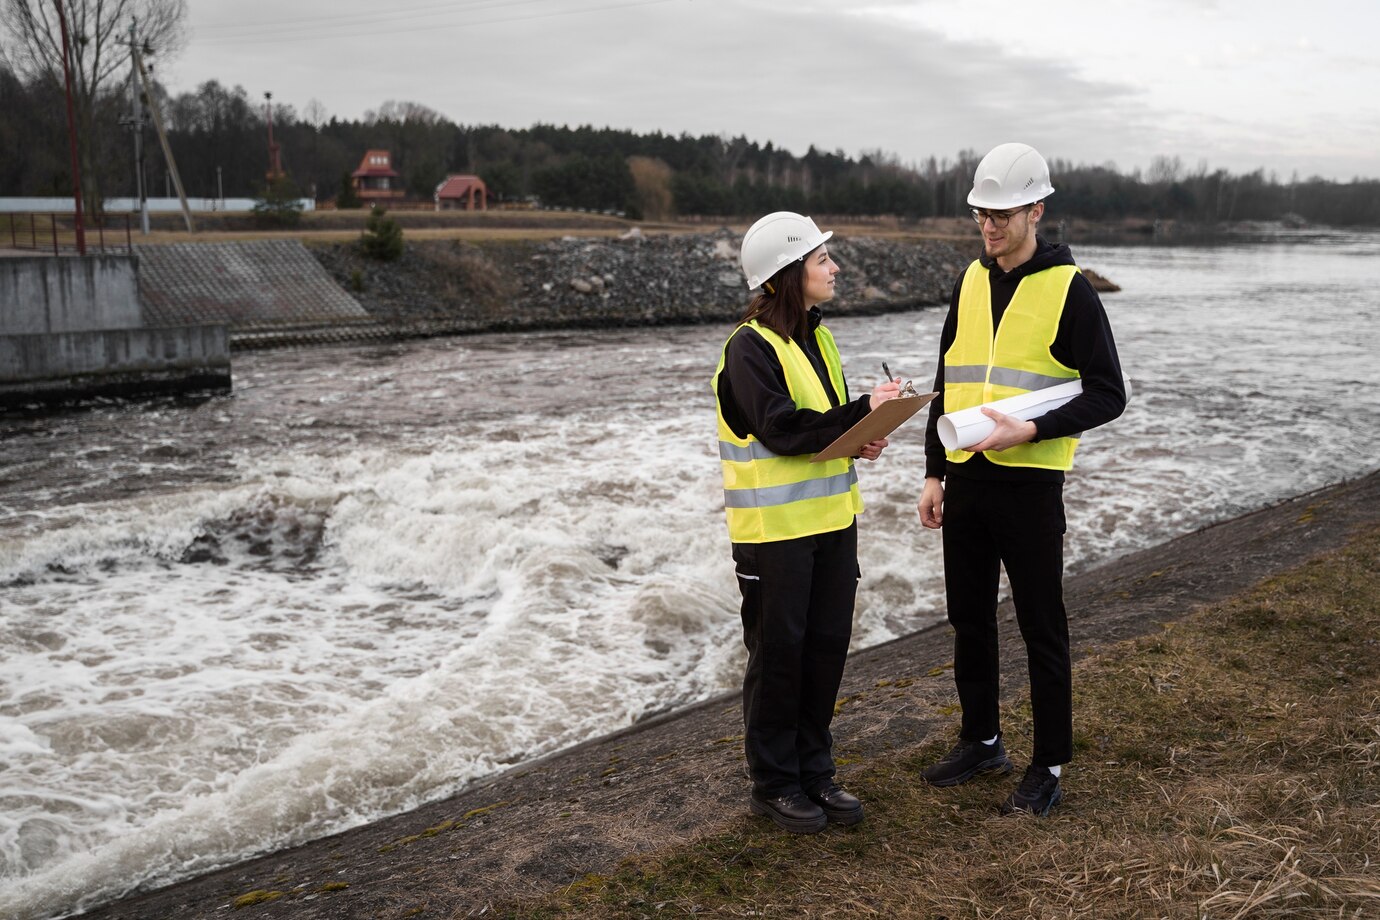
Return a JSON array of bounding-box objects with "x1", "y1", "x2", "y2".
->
[{"x1": 67, "y1": 468, "x2": 1380, "y2": 920}]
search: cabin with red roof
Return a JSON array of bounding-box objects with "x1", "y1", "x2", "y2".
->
[
  {"x1": 351, "y1": 150, "x2": 405, "y2": 202},
  {"x1": 434, "y1": 174, "x2": 488, "y2": 211}
]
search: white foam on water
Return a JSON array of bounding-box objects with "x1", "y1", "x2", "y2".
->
[{"x1": 0, "y1": 422, "x2": 743, "y2": 918}]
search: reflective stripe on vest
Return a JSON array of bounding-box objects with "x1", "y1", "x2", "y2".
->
[
  {"x1": 944, "y1": 260, "x2": 1081, "y2": 471},
  {"x1": 722, "y1": 466, "x2": 859, "y2": 508},
  {"x1": 712, "y1": 320, "x2": 863, "y2": 543}
]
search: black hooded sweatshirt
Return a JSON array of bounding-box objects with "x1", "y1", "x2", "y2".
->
[
  {"x1": 924, "y1": 237, "x2": 1127, "y2": 484},
  {"x1": 717, "y1": 306, "x2": 873, "y2": 457}
]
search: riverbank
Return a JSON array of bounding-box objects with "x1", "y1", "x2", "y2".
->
[
  {"x1": 304, "y1": 231, "x2": 967, "y2": 338},
  {"x1": 72, "y1": 469, "x2": 1380, "y2": 920}
]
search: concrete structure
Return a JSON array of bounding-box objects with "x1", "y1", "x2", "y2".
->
[
  {"x1": 135, "y1": 240, "x2": 372, "y2": 330},
  {"x1": 0, "y1": 256, "x2": 142, "y2": 334},
  {"x1": 434, "y1": 175, "x2": 488, "y2": 211},
  {"x1": 0, "y1": 256, "x2": 230, "y2": 407},
  {"x1": 351, "y1": 150, "x2": 406, "y2": 204}
]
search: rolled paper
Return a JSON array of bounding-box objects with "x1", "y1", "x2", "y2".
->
[{"x1": 937, "y1": 379, "x2": 1084, "y2": 451}]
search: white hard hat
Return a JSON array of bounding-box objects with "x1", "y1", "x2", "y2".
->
[
  {"x1": 739, "y1": 211, "x2": 832, "y2": 290},
  {"x1": 967, "y1": 143, "x2": 1055, "y2": 209}
]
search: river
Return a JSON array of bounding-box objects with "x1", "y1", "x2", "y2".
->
[{"x1": 2, "y1": 230, "x2": 1378, "y2": 918}]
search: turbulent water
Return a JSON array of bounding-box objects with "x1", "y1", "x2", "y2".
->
[{"x1": 2, "y1": 231, "x2": 1378, "y2": 918}]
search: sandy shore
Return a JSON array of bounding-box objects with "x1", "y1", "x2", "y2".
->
[{"x1": 73, "y1": 470, "x2": 1380, "y2": 920}]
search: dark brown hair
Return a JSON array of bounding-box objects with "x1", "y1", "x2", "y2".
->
[{"x1": 738, "y1": 254, "x2": 810, "y2": 343}]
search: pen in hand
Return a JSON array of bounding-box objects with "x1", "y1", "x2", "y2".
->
[{"x1": 882, "y1": 362, "x2": 892, "y2": 381}]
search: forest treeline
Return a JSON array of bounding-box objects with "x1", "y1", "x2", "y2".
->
[{"x1": 3, "y1": 65, "x2": 1378, "y2": 225}]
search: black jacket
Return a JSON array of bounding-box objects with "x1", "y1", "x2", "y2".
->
[
  {"x1": 717, "y1": 307, "x2": 872, "y2": 457},
  {"x1": 924, "y1": 237, "x2": 1127, "y2": 483}
]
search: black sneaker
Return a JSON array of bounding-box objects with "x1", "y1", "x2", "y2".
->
[
  {"x1": 749, "y1": 790, "x2": 828, "y2": 834},
  {"x1": 1001, "y1": 764, "x2": 1064, "y2": 816},
  {"x1": 922, "y1": 735, "x2": 1014, "y2": 787},
  {"x1": 806, "y1": 781, "x2": 864, "y2": 826}
]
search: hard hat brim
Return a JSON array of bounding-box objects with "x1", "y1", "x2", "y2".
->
[{"x1": 967, "y1": 187, "x2": 1055, "y2": 209}]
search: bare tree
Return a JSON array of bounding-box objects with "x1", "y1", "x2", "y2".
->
[
  {"x1": 1, "y1": 0, "x2": 186, "y2": 95},
  {"x1": 2, "y1": 0, "x2": 185, "y2": 214},
  {"x1": 302, "y1": 98, "x2": 329, "y2": 131},
  {"x1": 1147, "y1": 155, "x2": 1184, "y2": 185}
]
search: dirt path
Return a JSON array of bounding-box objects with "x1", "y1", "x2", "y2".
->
[{"x1": 76, "y1": 471, "x2": 1380, "y2": 920}]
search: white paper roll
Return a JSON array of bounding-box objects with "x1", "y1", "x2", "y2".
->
[{"x1": 937, "y1": 379, "x2": 1084, "y2": 451}]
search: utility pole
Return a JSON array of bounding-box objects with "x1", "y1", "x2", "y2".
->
[
  {"x1": 265, "y1": 92, "x2": 285, "y2": 183},
  {"x1": 122, "y1": 18, "x2": 150, "y2": 234},
  {"x1": 53, "y1": 0, "x2": 86, "y2": 254},
  {"x1": 133, "y1": 43, "x2": 194, "y2": 232}
]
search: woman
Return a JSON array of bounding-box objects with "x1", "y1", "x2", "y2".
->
[{"x1": 711, "y1": 211, "x2": 899, "y2": 833}]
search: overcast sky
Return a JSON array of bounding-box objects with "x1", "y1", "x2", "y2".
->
[{"x1": 164, "y1": 0, "x2": 1379, "y2": 181}]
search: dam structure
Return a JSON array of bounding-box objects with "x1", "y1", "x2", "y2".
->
[{"x1": 0, "y1": 254, "x2": 231, "y2": 408}]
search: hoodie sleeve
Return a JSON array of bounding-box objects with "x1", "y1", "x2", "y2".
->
[
  {"x1": 717, "y1": 326, "x2": 872, "y2": 457},
  {"x1": 922, "y1": 278, "x2": 962, "y2": 479},
  {"x1": 1032, "y1": 272, "x2": 1128, "y2": 441}
]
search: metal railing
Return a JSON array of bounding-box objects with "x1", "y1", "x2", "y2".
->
[{"x1": 2, "y1": 212, "x2": 133, "y2": 256}]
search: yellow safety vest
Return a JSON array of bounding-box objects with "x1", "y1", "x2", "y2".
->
[
  {"x1": 712, "y1": 320, "x2": 863, "y2": 543},
  {"x1": 944, "y1": 260, "x2": 1081, "y2": 470}
]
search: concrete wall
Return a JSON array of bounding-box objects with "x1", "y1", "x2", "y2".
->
[
  {"x1": 0, "y1": 256, "x2": 143, "y2": 335},
  {"x1": 0, "y1": 325, "x2": 230, "y2": 406},
  {"x1": 0, "y1": 254, "x2": 232, "y2": 407}
]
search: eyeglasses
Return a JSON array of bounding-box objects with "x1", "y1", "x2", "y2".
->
[{"x1": 970, "y1": 205, "x2": 1031, "y2": 228}]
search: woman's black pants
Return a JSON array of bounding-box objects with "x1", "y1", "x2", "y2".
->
[
  {"x1": 731, "y1": 521, "x2": 858, "y2": 797},
  {"x1": 941, "y1": 476, "x2": 1073, "y2": 768}
]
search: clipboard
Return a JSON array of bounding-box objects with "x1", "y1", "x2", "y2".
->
[{"x1": 811, "y1": 391, "x2": 938, "y2": 463}]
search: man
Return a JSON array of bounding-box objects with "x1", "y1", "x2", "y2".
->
[{"x1": 916, "y1": 142, "x2": 1127, "y2": 816}]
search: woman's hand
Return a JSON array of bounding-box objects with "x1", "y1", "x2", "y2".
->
[
  {"x1": 857, "y1": 437, "x2": 888, "y2": 461},
  {"x1": 869, "y1": 378, "x2": 902, "y2": 411}
]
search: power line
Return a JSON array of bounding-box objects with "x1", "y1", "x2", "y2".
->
[{"x1": 194, "y1": 0, "x2": 680, "y2": 46}]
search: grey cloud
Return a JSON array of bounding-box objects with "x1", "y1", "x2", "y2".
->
[{"x1": 168, "y1": 0, "x2": 1375, "y2": 179}]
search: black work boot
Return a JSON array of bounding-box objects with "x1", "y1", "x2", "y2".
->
[
  {"x1": 921, "y1": 735, "x2": 1014, "y2": 787},
  {"x1": 1001, "y1": 764, "x2": 1064, "y2": 816},
  {"x1": 749, "y1": 790, "x2": 828, "y2": 834},
  {"x1": 806, "y1": 781, "x2": 864, "y2": 826}
]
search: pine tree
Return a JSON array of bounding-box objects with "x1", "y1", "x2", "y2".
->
[
  {"x1": 359, "y1": 207, "x2": 404, "y2": 260},
  {"x1": 252, "y1": 176, "x2": 305, "y2": 227},
  {"x1": 337, "y1": 172, "x2": 362, "y2": 209}
]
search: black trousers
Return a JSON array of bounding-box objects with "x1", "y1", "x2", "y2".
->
[
  {"x1": 731, "y1": 521, "x2": 858, "y2": 797},
  {"x1": 941, "y1": 476, "x2": 1072, "y2": 767}
]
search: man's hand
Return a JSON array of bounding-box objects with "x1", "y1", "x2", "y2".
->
[
  {"x1": 917, "y1": 476, "x2": 944, "y2": 529},
  {"x1": 966, "y1": 407, "x2": 1038, "y2": 453},
  {"x1": 857, "y1": 437, "x2": 888, "y2": 461}
]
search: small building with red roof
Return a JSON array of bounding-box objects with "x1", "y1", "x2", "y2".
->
[
  {"x1": 434, "y1": 174, "x2": 488, "y2": 211},
  {"x1": 351, "y1": 150, "x2": 405, "y2": 202}
]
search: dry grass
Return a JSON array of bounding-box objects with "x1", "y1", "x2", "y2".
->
[
  {"x1": 496, "y1": 524, "x2": 1380, "y2": 920},
  {"x1": 414, "y1": 240, "x2": 519, "y2": 314}
]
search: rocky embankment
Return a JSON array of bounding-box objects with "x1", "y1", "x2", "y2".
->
[{"x1": 308, "y1": 230, "x2": 969, "y2": 336}]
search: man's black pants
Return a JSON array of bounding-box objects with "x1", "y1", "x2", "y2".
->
[
  {"x1": 732, "y1": 521, "x2": 858, "y2": 797},
  {"x1": 941, "y1": 476, "x2": 1072, "y2": 767}
]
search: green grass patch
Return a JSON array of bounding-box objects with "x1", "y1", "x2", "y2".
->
[{"x1": 231, "y1": 889, "x2": 284, "y2": 908}]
